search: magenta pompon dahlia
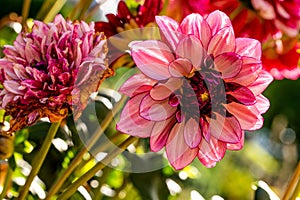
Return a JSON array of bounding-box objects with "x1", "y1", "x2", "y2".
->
[
  {"x1": 0, "y1": 14, "x2": 111, "y2": 133},
  {"x1": 117, "y1": 11, "x2": 273, "y2": 169}
]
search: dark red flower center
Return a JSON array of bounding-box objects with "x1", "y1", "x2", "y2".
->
[{"x1": 169, "y1": 56, "x2": 227, "y2": 122}]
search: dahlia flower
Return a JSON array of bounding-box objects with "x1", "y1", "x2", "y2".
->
[
  {"x1": 117, "y1": 11, "x2": 273, "y2": 169},
  {"x1": 0, "y1": 14, "x2": 111, "y2": 132}
]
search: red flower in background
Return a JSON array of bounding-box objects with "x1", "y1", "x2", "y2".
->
[
  {"x1": 117, "y1": 11, "x2": 273, "y2": 169},
  {"x1": 95, "y1": 0, "x2": 163, "y2": 37}
]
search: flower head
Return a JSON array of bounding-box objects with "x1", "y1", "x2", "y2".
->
[
  {"x1": 0, "y1": 14, "x2": 111, "y2": 132},
  {"x1": 117, "y1": 11, "x2": 273, "y2": 169}
]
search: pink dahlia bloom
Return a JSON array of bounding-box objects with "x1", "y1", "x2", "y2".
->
[
  {"x1": 0, "y1": 14, "x2": 111, "y2": 132},
  {"x1": 117, "y1": 11, "x2": 273, "y2": 169}
]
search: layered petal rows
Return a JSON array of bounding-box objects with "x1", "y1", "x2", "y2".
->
[
  {"x1": 117, "y1": 11, "x2": 273, "y2": 169},
  {"x1": 0, "y1": 15, "x2": 111, "y2": 132}
]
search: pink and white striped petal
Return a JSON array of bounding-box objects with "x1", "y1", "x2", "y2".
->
[
  {"x1": 117, "y1": 93, "x2": 154, "y2": 138},
  {"x1": 166, "y1": 122, "x2": 198, "y2": 170},
  {"x1": 214, "y1": 52, "x2": 242, "y2": 79},
  {"x1": 184, "y1": 118, "x2": 202, "y2": 148},
  {"x1": 155, "y1": 16, "x2": 180, "y2": 51},
  {"x1": 140, "y1": 94, "x2": 177, "y2": 121},
  {"x1": 198, "y1": 137, "x2": 227, "y2": 168},
  {"x1": 119, "y1": 74, "x2": 156, "y2": 97},
  {"x1": 130, "y1": 40, "x2": 174, "y2": 80}
]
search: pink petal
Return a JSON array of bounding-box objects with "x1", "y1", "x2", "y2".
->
[
  {"x1": 227, "y1": 85, "x2": 256, "y2": 105},
  {"x1": 175, "y1": 35, "x2": 204, "y2": 68},
  {"x1": 130, "y1": 40, "x2": 174, "y2": 80},
  {"x1": 214, "y1": 52, "x2": 242, "y2": 79},
  {"x1": 209, "y1": 113, "x2": 242, "y2": 143},
  {"x1": 205, "y1": 10, "x2": 232, "y2": 35},
  {"x1": 235, "y1": 38, "x2": 261, "y2": 59},
  {"x1": 1, "y1": 92, "x2": 14, "y2": 107},
  {"x1": 180, "y1": 13, "x2": 212, "y2": 49},
  {"x1": 150, "y1": 77, "x2": 183, "y2": 101},
  {"x1": 226, "y1": 57, "x2": 262, "y2": 86},
  {"x1": 166, "y1": 122, "x2": 198, "y2": 170},
  {"x1": 3, "y1": 80, "x2": 25, "y2": 95},
  {"x1": 208, "y1": 27, "x2": 236, "y2": 56},
  {"x1": 248, "y1": 70, "x2": 273, "y2": 95},
  {"x1": 155, "y1": 16, "x2": 180, "y2": 51},
  {"x1": 150, "y1": 118, "x2": 176, "y2": 152},
  {"x1": 225, "y1": 102, "x2": 263, "y2": 130},
  {"x1": 140, "y1": 94, "x2": 177, "y2": 121},
  {"x1": 200, "y1": 117, "x2": 211, "y2": 142},
  {"x1": 119, "y1": 74, "x2": 156, "y2": 97},
  {"x1": 227, "y1": 133, "x2": 244, "y2": 150},
  {"x1": 116, "y1": 93, "x2": 154, "y2": 137},
  {"x1": 198, "y1": 137, "x2": 227, "y2": 168},
  {"x1": 168, "y1": 58, "x2": 193, "y2": 77},
  {"x1": 184, "y1": 118, "x2": 202, "y2": 148},
  {"x1": 255, "y1": 94, "x2": 270, "y2": 114}
]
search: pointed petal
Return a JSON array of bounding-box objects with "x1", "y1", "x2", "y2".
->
[
  {"x1": 129, "y1": 40, "x2": 174, "y2": 80},
  {"x1": 175, "y1": 35, "x2": 204, "y2": 68},
  {"x1": 214, "y1": 52, "x2": 242, "y2": 79},
  {"x1": 150, "y1": 77, "x2": 183, "y2": 100},
  {"x1": 116, "y1": 93, "x2": 154, "y2": 137},
  {"x1": 150, "y1": 118, "x2": 176, "y2": 152},
  {"x1": 166, "y1": 122, "x2": 198, "y2": 170},
  {"x1": 255, "y1": 94, "x2": 270, "y2": 114},
  {"x1": 205, "y1": 10, "x2": 232, "y2": 35},
  {"x1": 184, "y1": 118, "x2": 202, "y2": 148},
  {"x1": 200, "y1": 117, "x2": 211, "y2": 142},
  {"x1": 155, "y1": 16, "x2": 180, "y2": 51},
  {"x1": 248, "y1": 70, "x2": 273, "y2": 95},
  {"x1": 208, "y1": 26, "x2": 236, "y2": 56},
  {"x1": 140, "y1": 94, "x2": 177, "y2": 121},
  {"x1": 226, "y1": 57, "x2": 262, "y2": 86},
  {"x1": 225, "y1": 102, "x2": 263, "y2": 130},
  {"x1": 235, "y1": 38, "x2": 261, "y2": 59},
  {"x1": 198, "y1": 137, "x2": 227, "y2": 168},
  {"x1": 209, "y1": 113, "x2": 242, "y2": 143},
  {"x1": 180, "y1": 13, "x2": 212, "y2": 49},
  {"x1": 168, "y1": 58, "x2": 193, "y2": 77},
  {"x1": 119, "y1": 74, "x2": 156, "y2": 97},
  {"x1": 227, "y1": 85, "x2": 256, "y2": 105},
  {"x1": 3, "y1": 80, "x2": 25, "y2": 95},
  {"x1": 227, "y1": 133, "x2": 244, "y2": 150}
]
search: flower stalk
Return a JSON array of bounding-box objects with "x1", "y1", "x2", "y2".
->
[
  {"x1": 45, "y1": 96, "x2": 127, "y2": 199},
  {"x1": 0, "y1": 164, "x2": 12, "y2": 199},
  {"x1": 282, "y1": 161, "x2": 300, "y2": 200},
  {"x1": 56, "y1": 136, "x2": 137, "y2": 200},
  {"x1": 18, "y1": 120, "x2": 61, "y2": 200}
]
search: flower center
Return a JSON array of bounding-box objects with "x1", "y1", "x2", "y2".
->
[{"x1": 171, "y1": 57, "x2": 227, "y2": 122}]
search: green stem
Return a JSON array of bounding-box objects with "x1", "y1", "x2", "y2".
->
[
  {"x1": 43, "y1": 0, "x2": 67, "y2": 23},
  {"x1": 21, "y1": 0, "x2": 32, "y2": 31},
  {"x1": 45, "y1": 96, "x2": 127, "y2": 199},
  {"x1": 56, "y1": 136, "x2": 137, "y2": 200},
  {"x1": 18, "y1": 120, "x2": 61, "y2": 200},
  {"x1": 290, "y1": 177, "x2": 300, "y2": 200},
  {"x1": 282, "y1": 162, "x2": 300, "y2": 200},
  {"x1": 36, "y1": 0, "x2": 55, "y2": 20},
  {"x1": 0, "y1": 164, "x2": 12, "y2": 199}
]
